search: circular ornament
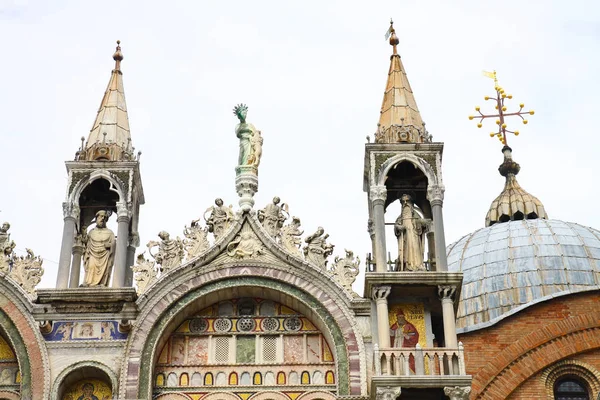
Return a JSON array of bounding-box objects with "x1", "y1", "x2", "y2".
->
[
  {"x1": 284, "y1": 317, "x2": 302, "y2": 332},
  {"x1": 213, "y1": 318, "x2": 232, "y2": 332},
  {"x1": 261, "y1": 317, "x2": 279, "y2": 332},
  {"x1": 189, "y1": 318, "x2": 208, "y2": 333},
  {"x1": 237, "y1": 318, "x2": 256, "y2": 332}
]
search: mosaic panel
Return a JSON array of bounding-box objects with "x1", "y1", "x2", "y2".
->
[
  {"x1": 43, "y1": 321, "x2": 128, "y2": 341},
  {"x1": 62, "y1": 378, "x2": 111, "y2": 400}
]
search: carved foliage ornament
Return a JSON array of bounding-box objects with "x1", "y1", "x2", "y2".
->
[
  {"x1": 0, "y1": 223, "x2": 44, "y2": 294},
  {"x1": 329, "y1": 249, "x2": 360, "y2": 296},
  {"x1": 376, "y1": 386, "x2": 401, "y2": 400},
  {"x1": 444, "y1": 386, "x2": 471, "y2": 400}
]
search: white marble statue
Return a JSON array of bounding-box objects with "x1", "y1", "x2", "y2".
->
[
  {"x1": 0, "y1": 222, "x2": 10, "y2": 251},
  {"x1": 147, "y1": 231, "x2": 184, "y2": 273},
  {"x1": 204, "y1": 198, "x2": 234, "y2": 239},
  {"x1": 258, "y1": 197, "x2": 288, "y2": 238},
  {"x1": 132, "y1": 253, "x2": 158, "y2": 294},
  {"x1": 248, "y1": 129, "x2": 263, "y2": 168},
  {"x1": 303, "y1": 227, "x2": 335, "y2": 270},
  {"x1": 394, "y1": 194, "x2": 429, "y2": 271},
  {"x1": 330, "y1": 249, "x2": 360, "y2": 295},
  {"x1": 280, "y1": 216, "x2": 304, "y2": 255},
  {"x1": 82, "y1": 210, "x2": 115, "y2": 287},
  {"x1": 227, "y1": 231, "x2": 265, "y2": 259},
  {"x1": 10, "y1": 249, "x2": 44, "y2": 294}
]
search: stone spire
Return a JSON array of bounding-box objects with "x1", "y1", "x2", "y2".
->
[
  {"x1": 77, "y1": 40, "x2": 134, "y2": 161},
  {"x1": 375, "y1": 20, "x2": 428, "y2": 144},
  {"x1": 485, "y1": 146, "x2": 547, "y2": 227}
]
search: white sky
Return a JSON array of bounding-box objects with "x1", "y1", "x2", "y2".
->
[{"x1": 1, "y1": 0, "x2": 599, "y2": 290}]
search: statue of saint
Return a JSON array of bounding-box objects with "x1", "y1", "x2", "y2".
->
[
  {"x1": 82, "y1": 210, "x2": 115, "y2": 287},
  {"x1": 280, "y1": 216, "x2": 304, "y2": 255},
  {"x1": 147, "y1": 231, "x2": 184, "y2": 273},
  {"x1": 227, "y1": 231, "x2": 264, "y2": 259},
  {"x1": 258, "y1": 197, "x2": 288, "y2": 237},
  {"x1": 0, "y1": 222, "x2": 10, "y2": 251},
  {"x1": 394, "y1": 194, "x2": 429, "y2": 271},
  {"x1": 303, "y1": 227, "x2": 335, "y2": 270},
  {"x1": 233, "y1": 104, "x2": 253, "y2": 166},
  {"x1": 204, "y1": 198, "x2": 234, "y2": 239}
]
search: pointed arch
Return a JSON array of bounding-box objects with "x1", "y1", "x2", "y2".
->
[{"x1": 377, "y1": 153, "x2": 438, "y2": 188}]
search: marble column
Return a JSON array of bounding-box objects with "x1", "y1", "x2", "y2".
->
[
  {"x1": 370, "y1": 185, "x2": 388, "y2": 273},
  {"x1": 112, "y1": 203, "x2": 131, "y2": 288},
  {"x1": 367, "y1": 218, "x2": 376, "y2": 271},
  {"x1": 372, "y1": 286, "x2": 391, "y2": 348},
  {"x1": 124, "y1": 232, "x2": 139, "y2": 287},
  {"x1": 428, "y1": 185, "x2": 448, "y2": 271},
  {"x1": 68, "y1": 235, "x2": 85, "y2": 288},
  {"x1": 438, "y1": 285, "x2": 458, "y2": 348},
  {"x1": 56, "y1": 202, "x2": 79, "y2": 289}
]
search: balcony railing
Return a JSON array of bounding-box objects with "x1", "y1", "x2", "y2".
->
[
  {"x1": 365, "y1": 252, "x2": 432, "y2": 272},
  {"x1": 374, "y1": 343, "x2": 466, "y2": 377}
]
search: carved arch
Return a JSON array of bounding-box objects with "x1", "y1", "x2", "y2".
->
[
  {"x1": 296, "y1": 391, "x2": 338, "y2": 400},
  {"x1": 0, "y1": 280, "x2": 49, "y2": 399},
  {"x1": 377, "y1": 153, "x2": 438, "y2": 188},
  {"x1": 122, "y1": 275, "x2": 362, "y2": 399},
  {"x1": 51, "y1": 360, "x2": 118, "y2": 400},
  {"x1": 541, "y1": 360, "x2": 600, "y2": 399},
  {"x1": 69, "y1": 170, "x2": 126, "y2": 205}
]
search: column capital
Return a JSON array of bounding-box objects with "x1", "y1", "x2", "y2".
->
[
  {"x1": 438, "y1": 285, "x2": 457, "y2": 301},
  {"x1": 444, "y1": 386, "x2": 471, "y2": 400},
  {"x1": 370, "y1": 185, "x2": 387, "y2": 204},
  {"x1": 427, "y1": 184, "x2": 445, "y2": 205},
  {"x1": 116, "y1": 201, "x2": 132, "y2": 221},
  {"x1": 372, "y1": 285, "x2": 391, "y2": 301},
  {"x1": 376, "y1": 386, "x2": 401, "y2": 400},
  {"x1": 62, "y1": 202, "x2": 80, "y2": 220}
]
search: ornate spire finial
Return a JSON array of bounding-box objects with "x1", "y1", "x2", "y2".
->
[
  {"x1": 468, "y1": 71, "x2": 535, "y2": 146},
  {"x1": 387, "y1": 19, "x2": 399, "y2": 55},
  {"x1": 113, "y1": 40, "x2": 123, "y2": 71}
]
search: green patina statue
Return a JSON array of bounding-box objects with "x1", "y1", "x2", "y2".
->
[{"x1": 233, "y1": 104, "x2": 262, "y2": 169}]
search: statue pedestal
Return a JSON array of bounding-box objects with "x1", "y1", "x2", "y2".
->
[{"x1": 235, "y1": 166, "x2": 258, "y2": 212}]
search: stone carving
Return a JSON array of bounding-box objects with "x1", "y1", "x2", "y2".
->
[
  {"x1": 248, "y1": 129, "x2": 263, "y2": 168},
  {"x1": 0, "y1": 222, "x2": 10, "y2": 250},
  {"x1": 10, "y1": 249, "x2": 44, "y2": 294},
  {"x1": 0, "y1": 223, "x2": 15, "y2": 274},
  {"x1": 234, "y1": 104, "x2": 253, "y2": 166},
  {"x1": 147, "y1": 231, "x2": 184, "y2": 273},
  {"x1": 82, "y1": 210, "x2": 115, "y2": 287},
  {"x1": 444, "y1": 386, "x2": 471, "y2": 400},
  {"x1": 394, "y1": 194, "x2": 430, "y2": 271},
  {"x1": 258, "y1": 197, "x2": 288, "y2": 238},
  {"x1": 183, "y1": 219, "x2": 210, "y2": 260},
  {"x1": 303, "y1": 227, "x2": 335, "y2": 270},
  {"x1": 131, "y1": 253, "x2": 158, "y2": 294},
  {"x1": 204, "y1": 198, "x2": 235, "y2": 239},
  {"x1": 376, "y1": 386, "x2": 401, "y2": 400},
  {"x1": 329, "y1": 249, "x2": 360, "y2": 295},
  {"x1": 227, "y1": 231, "x2": 265, "y2": 259},
  {"x1": 438, "y1": 285, "x2": 457, "y2": 301},
  {"x1": 280, "y1": 216, "x2": 304, "y2": 255}
]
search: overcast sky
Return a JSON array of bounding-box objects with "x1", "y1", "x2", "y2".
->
[{"x1": 1, "y1": 0, "x2": 599, "y2": 290}]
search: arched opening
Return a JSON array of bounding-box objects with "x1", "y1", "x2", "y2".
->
[
  {"x1": 153, "y1": 296, "x2": 337, "y2": 399},
  {"x1": 78, "y1": 178, "x2": 120, "y2": 233},
  {"x1": 55, "y1": 365, "x2": 113, "y2": 400},
  {"x1": 554, "y1": 377, "x2": 590, "y2": 400}
]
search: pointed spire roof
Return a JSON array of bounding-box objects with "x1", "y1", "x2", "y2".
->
[
  {"x1": 375, "y1": 20, "x2": 428, "y2": 144},
  {"x1": 78, "y1": 41, "x2": 134, "y2": 161},
  {"x1": 485, "y1": 146, "x2": 547, "y2": 227}
]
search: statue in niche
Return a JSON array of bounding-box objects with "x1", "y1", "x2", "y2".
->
[
  {"x1": 131, "y1": 253, "x2": 158, "y2": 294},
  {"x1": 280, "y1": 216, "x2": 304, "y2": 255},
  {"x1": 183, "y1": 219, "x2": 210, "y2": 260},
  {"x1": 82, "y1": 210, "x2": 115, "y2": 287},
  {"x1": 330, "y1": 249, "x2": 360, "y2": 295},
  {"x1": 204, "y1": 198, "x2": 234, "y2": 239},
  {"x1": 147, "y1": 231, "x2": 184, "y2": 273},
  {"x1": 258, "y1": 197, "x2": 288, "y2": 238},
  {"x1": 394, "y1": 194, "x2": 429, "y2": 271},
  {"x1": 303, "y1": 227, "x2": 335, "y2": 270},
  {"x1": 227, "y1": 231, "x2": 265, "y2": 259}
]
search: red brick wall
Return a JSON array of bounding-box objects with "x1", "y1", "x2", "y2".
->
[{"x1": 457, "y1": 291, "x2": 600, "y2": 399}]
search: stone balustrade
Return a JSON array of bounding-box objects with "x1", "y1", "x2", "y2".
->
[{"x1": 374, "y1": 343, "x2": 466, "y2": 377}]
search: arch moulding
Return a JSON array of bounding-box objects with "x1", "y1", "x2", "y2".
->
[
  {"x1": 377, "y1": 153, "x2": 438, "y2": 188},
  {"x1": 50, "y1": 360, "x2": 119, "y2": 400}
]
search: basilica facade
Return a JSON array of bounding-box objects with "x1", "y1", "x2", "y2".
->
[{"x1": 0, "y1": 21, "x2": 598, "y2": 400}]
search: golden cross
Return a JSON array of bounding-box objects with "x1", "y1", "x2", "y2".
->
[{"x1": 469, "y1": 71, "x2": 535, "y2": 146}]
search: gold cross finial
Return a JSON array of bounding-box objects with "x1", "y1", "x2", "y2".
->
[{"x1": 469, "y1": 71, "x2": 535, "y2": 146}]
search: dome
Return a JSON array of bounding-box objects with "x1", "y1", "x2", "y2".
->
[{"x1": 447, "y1": 219, "x2": 600, "y2": 332}]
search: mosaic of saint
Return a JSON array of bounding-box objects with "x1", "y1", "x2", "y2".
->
[
  {"x1": 388, "y1": 303, "x2": 426, "y2": 348},
  {"x1": 62, "y1": 378, "x2": 111, "y2": 400},
  {"x1": 154, "y1": 298, "x2": 336, "y2": 399}
]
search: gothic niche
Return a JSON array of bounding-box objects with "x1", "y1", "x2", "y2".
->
[
  {"x1": 78, "y1": 178, "x2": 120, "y2": 232},
  {"x1": 153, "y1": 298, "x2": 336, "y2": 398},
  {"x1": 0, "y1": 333, "x2": 20, "y2": 397},
  {"x1": 383, "y1": 161, "x2": 435, "y2": 271}
]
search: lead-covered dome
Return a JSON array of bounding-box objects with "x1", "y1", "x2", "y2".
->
[{"x1": 447, "y1": 219, "x2": 600, "y2": 331}]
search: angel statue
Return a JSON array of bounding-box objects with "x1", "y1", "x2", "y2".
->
[
  {"x1": 147, "y1": 231, "x2": 184, "y2": 273},
  {"x1": 204, "y1": 198, "x2": 235, "y2": 240},
  {"x1": 394, "y1": 194, "x2": 430, "y2": 271},
  {"x1": 258, "y1": 197, "x2": 288, "y2": 238}
]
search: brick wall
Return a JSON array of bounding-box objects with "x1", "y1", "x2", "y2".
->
[{"x1": 457, "y1": 291, "x2": 600, "y2": 399}]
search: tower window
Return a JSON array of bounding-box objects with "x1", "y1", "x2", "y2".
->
[{"x1": 554, "y1": 377, "x2": 589, "y2": 400}]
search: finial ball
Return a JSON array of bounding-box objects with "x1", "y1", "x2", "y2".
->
[{"x1": 117, "y1": 40, "x2": 121, "y2": 45}]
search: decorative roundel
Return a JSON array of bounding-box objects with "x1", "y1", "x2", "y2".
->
[
  {"x1": 189, "y1": 318, "x2": 208, "y2": 333},
  {"x1": 283, "y1": 317, "x2": 302, "y2": 332},
  {"x1": 237, "y1": 318, "x2": 256, "y2": 332},
  {"x1": 261, "y1": 317, "x2": 279, "y2": 332},
  {"x1": 213, "y1": 318, "x2": 233, "y2": 332}
]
